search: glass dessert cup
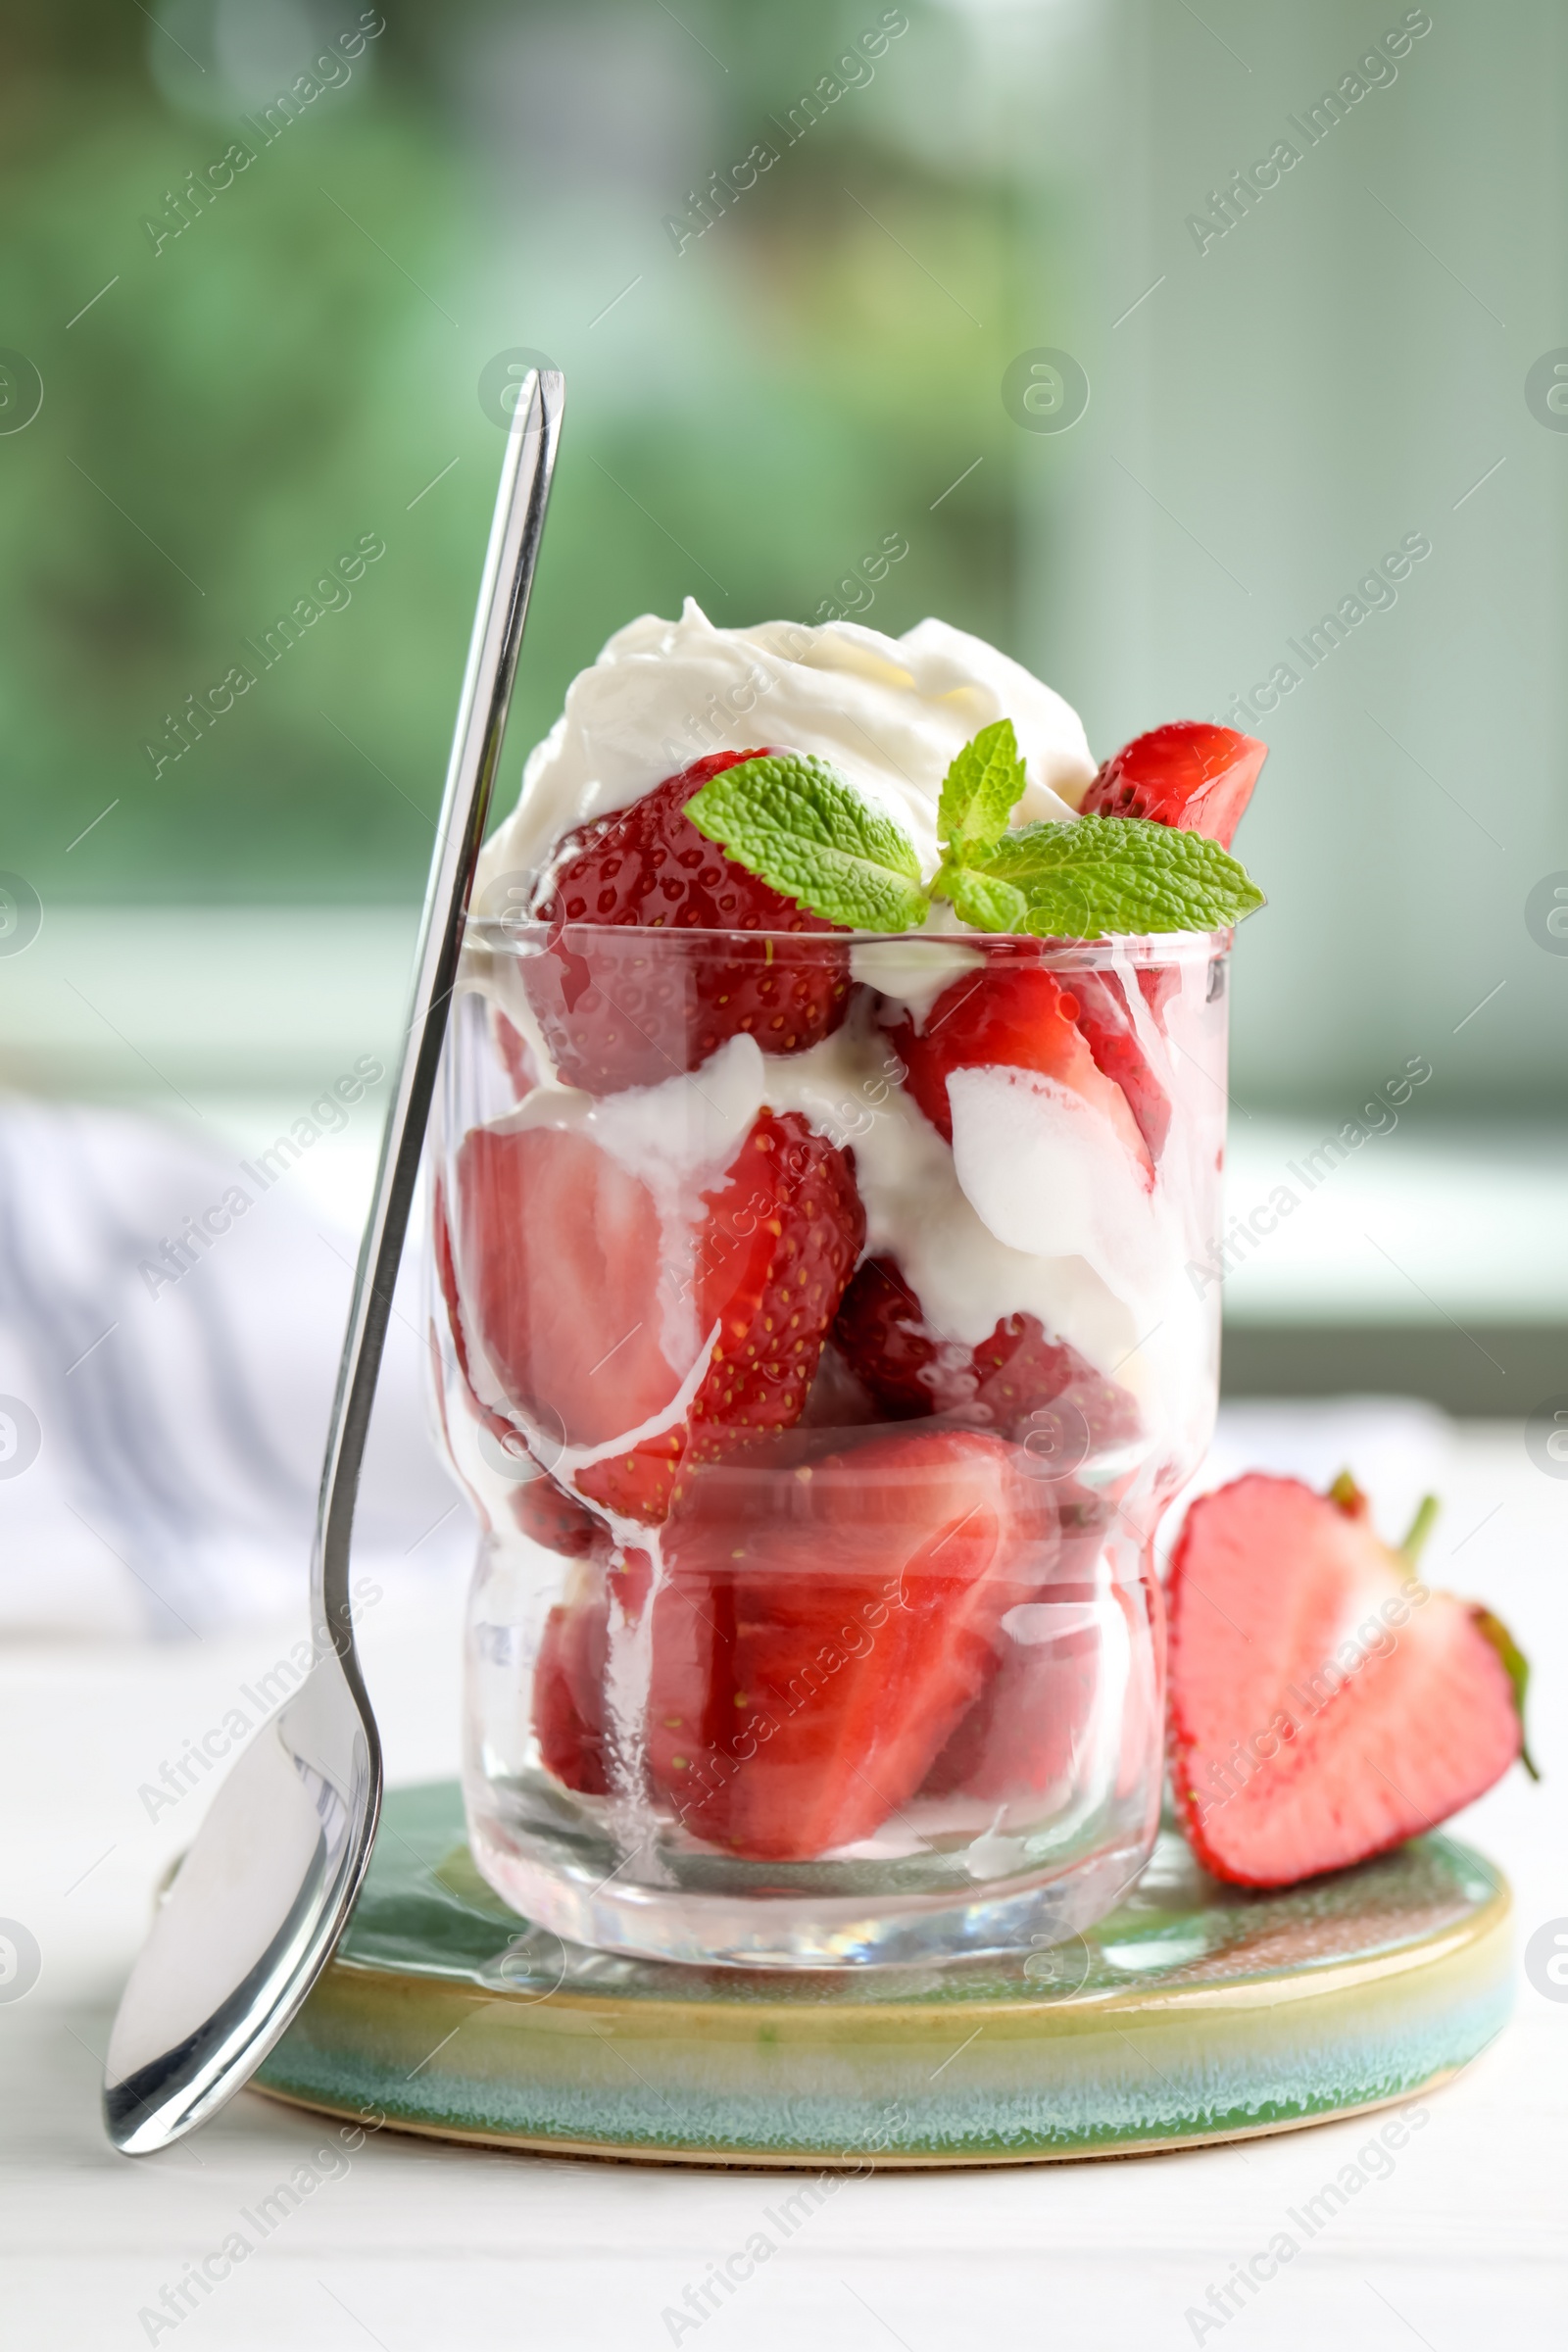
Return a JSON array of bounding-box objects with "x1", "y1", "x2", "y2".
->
[{"x1": 428, "y1": 917, "x2": 1229, "y2": 1969}]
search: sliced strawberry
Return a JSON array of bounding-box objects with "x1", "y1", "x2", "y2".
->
[
  {"x1": 532, "y1": 1544, "x2": 652, "y2": 1796},
  {"x1": 1068, "y1": 970, "x2": 1171, "y2": 1161},
  {"x1": 457, "y1": 1125, "x2": 684, "y2": 1449},
  {"x1": 1080, "y1": 721, "x2": 1265, "y2": 849},
  {"x1": 832, "y1": 1254, "x2": 1143, "y2": 1453},
  {"x1": 828, "y1": 1257, "x2": 951, "y2": 1421},
  {"x1": 1168, "y1": 1473, "x2": 1529, "y2": 1888},
  {"x1": 577, "y1": 1111, "x2": 864, "y2": 1521},
  {"x1": 922, "y1": 1598, "x2": 1097, "y2": 1810},
  {"x1": 882, "y1": 964, "x2": 1152, "y2": 1176},
  {"x1": 925, "y1": 1570, "x2": 1155, "y2": 1819},
  {"x1": 493, "y1": 1007, "x2": 541, "y2": 1100},
  {"x1": 435, "y1": 1169, "x2": 608, "y2": 1551},
  {"x1": 512, "y1": 1475, "x2": 602, "y2": 1557},
  {"x1": 533, "y1": 1564, "x2": 612, "y2": 1796},
  {"x1": 456, "y1": 1111, "x2": 863, "y2": 1527},
  {"x1": 524, "y1": 753, "x2": 851, "y2": 1093},
  {"x1": 1135, "y1": 965, "x2": 1182, "y2": 1029},
  {"x1": 645, "y1": 1429, "x2": 1044, "y2": 1859},
  {"x1": 433, "y1": 1170, "x2": 536, "y2": 1457}
]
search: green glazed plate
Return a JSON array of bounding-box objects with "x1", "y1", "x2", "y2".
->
[{"x1": 254, "y1": 1782, "x2": 1511, "y2": 2167}]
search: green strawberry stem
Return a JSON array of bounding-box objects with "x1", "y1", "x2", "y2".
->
[
  {"x1": 1397, "y1": 1494, "x2": 1442, "y2": 1566},
  {"x1": 1470, "y1": 1606, "x2": 1542, "y2": 1782}
]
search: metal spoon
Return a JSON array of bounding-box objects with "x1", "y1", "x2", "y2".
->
[{"x1": 104, "y1": 369, "x2": 564, "y2": 2155}]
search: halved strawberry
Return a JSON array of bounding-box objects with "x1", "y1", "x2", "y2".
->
[
  {"x1": 881, "y1": 964, "x2": 1152, "y2": 1177},
  {"x1": 645, "y1": 1429, "x2": 1046, "y2": 1859},
  {"x1": 493, "y1": 1006, "x2": 540, "y2": 1101},
  {"x1": 533, "y1": 1560, "x2": 612, "y2": 1795},
  {"x1": 832, "y1": 1254, "x2": 1143, "y2": 1453},
  {"x1": 433, "y1": 1169, "x2": 542, "y2": 1457},
  {"x1": 435, "y1": 1169, "x2": 606, "y2": 1551},
  {"x1": 1168, "y1": 1472, "x2": 1532, "y2": 1888},
  {"x1": 532, "y1": 1544, "x2": 652, "y2": 1796},
  {"x1": 457, "y1": 1124, "x2": 683, "y2": 1450},
  {"x1": 513, "y1": 1475, "x2": 602, "y2": 1557},
  {"x1": 576, "y1": 1110, "x2": 864, "y2": 1520},
  {"x1": 524, "y1": 753, "x2": 852, "y2": 1093},
  {"x1": 924, "y1": 1571, "x2": 1155, "y2": 1819},
  {"x1": 1080, "y1": 721, "x2": 1265, "y2": 849},
  {"x1": 456, "y1": 1110, "x2": 863, "y2": 1525},
  {"x1": 1069, "y1": 970, "x2": 1171, "y2": 1161},
  {"x1": 923, "y1": 1590, "x2": 1098, "y2": 1811}
]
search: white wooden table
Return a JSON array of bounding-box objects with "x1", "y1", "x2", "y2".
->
[{"x1": 3, "y1": 1422, "x2": 1564, "y2": 2350}]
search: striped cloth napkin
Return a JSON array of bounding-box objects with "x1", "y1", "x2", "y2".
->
[{"x1": 0, "y1": 1098, "x2": 471, "y2": 1639}]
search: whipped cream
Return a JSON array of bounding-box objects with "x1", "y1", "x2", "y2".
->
[
  {"x1": 491, "y1": 1014, "x2": 1168, "y2": 1416},
  {"x1": 478, "y1": 599, "x2": 1097, "y2": 894}
]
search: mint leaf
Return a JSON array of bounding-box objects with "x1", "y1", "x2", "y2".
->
[
  {"x1": 937, "y1": 862, "x2": 1030, "y2": 934},
  {"x1": 687, "y1": 744, "x2": 1267, "y2": 942},
  {"x1": 937, "y1": 717, "x2": 1028, "y2": 862},
  {"x1": 981, "y1": 816, "x2": 1265, "y2": 938},
  {"x1": 685, "y1": 754, "x2": 930, "y2": 932}
]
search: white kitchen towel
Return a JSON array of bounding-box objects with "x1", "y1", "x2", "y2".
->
[{"x1": 0, "y1": 1098, "x2": 472, "y2": 1640}]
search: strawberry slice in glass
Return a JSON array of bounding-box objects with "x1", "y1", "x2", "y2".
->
[
  {"x1": 455, "y1": 1108, "x2": 863, "y2": 1525},
  {"x1": 880, "y1": 963, "x2": 1153, "y2": 1182},
  {"x1": 644, "y1": 1429, "x2": 1053, "y2": 1861}
]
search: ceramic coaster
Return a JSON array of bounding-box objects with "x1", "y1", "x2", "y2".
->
[{"x1": 253, "y1": 1782, "x2": 1511, "y2": 2167}]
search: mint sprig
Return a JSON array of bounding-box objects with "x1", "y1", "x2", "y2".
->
[{"x1": 684, "y1": 724, "x2": 1265, "y2": 940}]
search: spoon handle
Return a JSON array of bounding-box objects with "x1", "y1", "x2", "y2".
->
[{"x1": 313, "y1": 372, "x2": 564, "y2": 1657}]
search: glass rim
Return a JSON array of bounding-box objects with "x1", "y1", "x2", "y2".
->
[{"x1": 465, "y1": 916, "x2": 1234, "y2": 963}]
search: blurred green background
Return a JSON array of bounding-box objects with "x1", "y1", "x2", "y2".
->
[
  {"x1": 2, "y1": 0, "x2": 1565, "y2": 1399},
  {"x1": 1, "y1": 0, "x2": 1037, "y2": 903}
]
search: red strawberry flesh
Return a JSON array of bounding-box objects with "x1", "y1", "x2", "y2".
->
[
  {"x1": 575, "y1": 1110, "x2": 864, "y2": 1521},
  {"x1": 1080, "y1": 720, "x2": 1265, "y2": 849},
  {"x1": 645, "y1": 1429, "x2": 1045, "y2": 1859},
  {"x1": 457, "y1": 1124, "x2": 684, "y2": 1449},
  {"x1": 456, "y1": 1109, "x2": 864, "y2": 1527},
  {"x1": 1168, "y1": 1473, "x2": 1524, "y2": 1887},
  {"x1": 832, "y1": 1254, "x2": 1143, "y2": 1452},
  {"x1": 1068, "y1": 970, "x2": 1171, "y2": 1161},
  {"x1": 532, "y1": 1544, "x2": 653, "y2": 1796},
  {"x1": 882, "y1": 963, "x2": 1152, "y2": 1178},
  {"x1": 524, "y1": 753, "x2": 851, "y2": 1093}
]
